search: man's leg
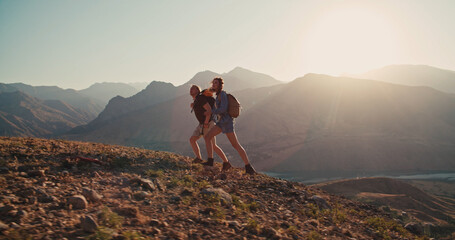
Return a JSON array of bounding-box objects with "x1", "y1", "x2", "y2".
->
[
  {"x1": 189, "y1": 135, "x2": 202, "y2": 160},
  {"x1": 204, "y1": 126, "x2": 222, "y2": 159}
]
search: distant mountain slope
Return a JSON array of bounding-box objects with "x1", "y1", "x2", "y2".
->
[
  {"x1": 127, "y1": 82, "x2": 150, "y2": 91},
  {"x1": 78, "y1": 68, "x2": 282, "y2": 129},
  {"x1": 0, "y1": 83, "x2": 104, "y2": 119},
  {"x1": 66, "y1": 72, "x2": 455, "y2": 175},
  {"x1": 354, "y1": 64, "x2": 455, "y2": 93},
  {"x1": 236, "y1": 74, "x2": 455, "y2": 172},
  {"x1": 79, "y1": 82, "x2": 140, "y2": 103},
  {"x1": 65, "y1": 84, "x2": 286, "y2": 147},
  {"x1": 314, "y1": 177, "x2": 455, "y2": 223},
  {"x1": 0, "y1": 91, "x2": 91, "y2": 137}
]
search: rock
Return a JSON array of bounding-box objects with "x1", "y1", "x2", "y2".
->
[
  {"x1": 200, "y1": 187, "x2": 232, "y2": 205},
  {"x1": 0, "y1": 205, "x2": 17, "y2": 215},
  {"x1": 153, "y1": 179, "x2": 166, "y2": 191},
  {"x1": 133, "y1": 178, "x2": 156, "y2": 192},
  {"x1": 0, "y1": 221, "x2": 8, "y2": 231},
  {"x1": 405, "y1": 222, "x2": 423, "y2": 235},
  {"x1": 82, "y1": 188, "x2": 102, "y2": 202},
  {"x1": 39, "y1": 195, "x2": 58, "y2": 203},
  {"x1": 305, "y1": 219, "x2": 319, "y2": 227},
  {"x1": 68, "y1": 195, "x2": 88, "y2": 209},
  {"x1": 149, "y1": 219, "x2": 161, "y2": 226},
  {"x1": 219, "y1": 173, "x2": 228, "y2": 180},
  {"x1": 10, "y1": 222, "x2": 21, "y2": 229},
  {"x1": 342, "y1": 228, "x2": 353, "y2": 237},
  {"x1": 0, "y1": 167, "x2": 9, "y2": 174},
  {"x1": 310, "y1": 195, "x2": 331, "y2": 210},
  {"x1": 180, "y1": 188, "x2": 193, "y2": 197},
  {"x1": 227, "y1": 220, "x2": 241, "y2": 229},
  {"x1": 170, "y1": 196, "x2": 182, "y2": 204},
  {"x1": 133, "y1": 191, "x2": 150, "y2": 200},
  {"x1": 114, "y1": 207, "x2": 139, "y2": 218},
  {"x1": 16, "y1": 209, "x2": 28, "y2": 221},
  {"x1": 27, "y1": 170, "x2": 45, "y2": 177},
  {"x1": 80, "y1": 215, "x2": 98, "y2": 233},
  {"x1": 261, "y1": 226, "x2": 281, "y2": 239}
]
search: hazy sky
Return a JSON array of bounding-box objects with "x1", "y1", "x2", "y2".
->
[{"x1": 1, "y1": 0, "x2": 455, "y2": 89}]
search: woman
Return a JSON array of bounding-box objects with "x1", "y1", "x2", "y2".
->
[{"x1": 203, "y1": 77, "x2": 257, "y2": 174}]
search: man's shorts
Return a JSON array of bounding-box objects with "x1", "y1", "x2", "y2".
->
[
  {"x1": 192, "y1": 121, "x2": 215, "y2": 137},
  {"x1": 216, "y1": 120, "x2": 234, "y2": 134}
]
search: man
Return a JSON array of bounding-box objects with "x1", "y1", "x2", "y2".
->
[
  {"x1": 189, "y1": 85, "x2": 229, "y2": 167},
  {"x1": 203, "y1": 78, "x2": 257, "y2": 174}
]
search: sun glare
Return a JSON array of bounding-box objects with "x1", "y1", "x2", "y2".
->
[{"x1": 303, "y1": 6, "x2": 402, "y2": 75}]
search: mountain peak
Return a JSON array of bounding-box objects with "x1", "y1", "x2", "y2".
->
[{"x1": 227, "y1": 66, "x2": 251, "y2": 74}]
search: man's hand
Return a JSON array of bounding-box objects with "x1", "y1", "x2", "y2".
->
[
  {"x1": 203, "y1": 123, "x2": 209, "y2": 128},
  {"x1": 190, "y1": 103, "x2": 194, "y2": 108}
]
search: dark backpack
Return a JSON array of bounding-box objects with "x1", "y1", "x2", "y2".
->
[{"x1": 191, "y1": 89, "x2": 215, "y2": 113}]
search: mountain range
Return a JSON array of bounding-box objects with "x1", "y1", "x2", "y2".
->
[
  {"x1": 63, "y1": 65, "x2": 455, "y2": 177},
  {"x1": 0, "y1": 91, "x2": 91, "y2": 137},
  {"x1": 2, "y1": 65, "x2": 455, "y2": 176},
  {"x1": 0, "y1": 82, "x2": 147, "y2": 137},
  {"x1": 352, "y1": 64, "x2": 455, "y2": 94}
]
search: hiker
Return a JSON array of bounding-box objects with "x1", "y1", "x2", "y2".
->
[
  {"x1": 203, "y1": 77, "x2": 257, "y2": 174},
  {"x1": 189, "y1": 85, "x2": 229, "y2": 166}
]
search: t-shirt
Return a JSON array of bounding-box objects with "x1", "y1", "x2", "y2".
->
[{"x1": 193, "y1": 95, "x2": 215, "y2": 124}]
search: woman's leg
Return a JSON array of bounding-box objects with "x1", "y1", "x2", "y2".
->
[
  {"x1": 211, "y1": 136, "x2": 229, "y2": 163},
  {"x1": 204, "y1": 126, "x2": 222, "y2": 159},
  {"x1": 226, "y1": 132, "x2": 250, "y2": 165}
]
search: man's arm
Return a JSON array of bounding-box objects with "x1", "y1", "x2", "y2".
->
[{"x1": 203, "y1": 102, "x2": 211, "y2": 127}]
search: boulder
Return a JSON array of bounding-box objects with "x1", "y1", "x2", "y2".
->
[
  {"x1": 27, "y1": 170, "x2": 45, "y2": 177},
  {"x1": 405, "y1": 222, "x2": 423, "y2": 235},
  {"x1": 80, "y1": 215, "x2": 98, "y2": 233},
  {"x1": 68, "y1": 195, "x2": 88, "y2": 209},
  {"x1": 310, "y1": 195, "x2": 331, "y2": 210},
  {"x1": 82, "y1": 188, "x2": 102, "y2": 202},
  {"x1": 201, "y1": 187, "x2": 232, "y2": 205}
]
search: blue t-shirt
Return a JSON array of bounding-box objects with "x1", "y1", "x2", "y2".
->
[{"x1": 212, "y1": 90, "x2": 233, "y2": 124}]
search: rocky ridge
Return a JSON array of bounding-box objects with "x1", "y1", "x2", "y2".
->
[{"x1": 0, "y1": 137, "x2": 415, "y2": 239}]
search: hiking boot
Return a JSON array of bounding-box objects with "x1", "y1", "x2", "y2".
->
[
  {"x1": 245, "y1": 164, "x2": 257, "y2": 175},
  {"x1": 192, "y1": 157, "x2": 203, "y2": 164},
  {"x1": 203, "y1": 158, "x2": 214, "y2": 166},
  {"x1": 222, "y1": 161, "x2": 232, "y2": 171}
]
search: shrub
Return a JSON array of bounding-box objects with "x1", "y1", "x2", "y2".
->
[
  {"x1": 121, "y1": 230, "x2": 149, "y2": 240},
  {"x1": 98, "y1": 207, "x2": 124, "y2": 229},
  {"x1": 367, "y1": 217, "x2": 409, "y2": 239},
  {"x1": 308, "y1": 231, "x2": 322, "y2": 240},
  {"x1": 144, "y1": 169, "x2": 163, "y2": 178},
  {"x1": 86, "y1": 227, "x2": 115, "y2": 240},
  {"x1": 245, "y1": 218, "x2": 259, "y2": 232}
]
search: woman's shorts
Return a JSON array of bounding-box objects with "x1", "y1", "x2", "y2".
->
[{"x1": 216, "y1": 120, "x2": 234, "y2": 134}]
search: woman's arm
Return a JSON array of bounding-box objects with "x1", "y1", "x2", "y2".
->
[{"x1": 212, "y1": 92, "x2": 228, "y2": 115}]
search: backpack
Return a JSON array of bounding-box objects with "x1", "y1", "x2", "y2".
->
[
  {"x1": 191, "y1": 89, "x2": 215, "y2": 113},
  {"x1": 227, "y1": 93, "x2": 241, "y2": 118}
]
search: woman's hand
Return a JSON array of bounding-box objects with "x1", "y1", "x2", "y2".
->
[{"x1": 190, "y1": 103, "x2": 194, "y2": 108}]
